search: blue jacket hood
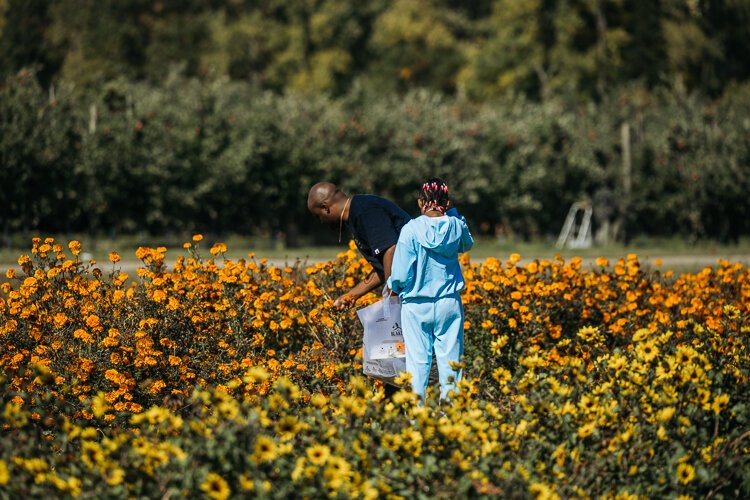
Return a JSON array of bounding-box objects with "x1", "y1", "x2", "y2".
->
[
  {"x1": 387, "y1": 210, "x2": 474, "y2": 302},
  {"x1": 410, "y1": 215, "x2": 465, "y2": 257}
]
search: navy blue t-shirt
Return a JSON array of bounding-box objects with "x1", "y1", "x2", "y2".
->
[{"x1": 346, "y1": 195, "x2": 412, "y2": 279}]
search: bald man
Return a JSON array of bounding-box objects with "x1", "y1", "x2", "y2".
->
[{"x1": 308, "y1": 182, "x2": 411, "y2": 310}]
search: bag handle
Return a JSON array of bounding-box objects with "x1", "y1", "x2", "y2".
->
[{"x1": 382, "y1": 286, "x2": 392, "y2": 319}]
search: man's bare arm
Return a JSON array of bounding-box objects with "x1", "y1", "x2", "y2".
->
[
  {"x1": 334, "y1": 270, "x2": 383, "y2": 310},
  {"x1": 333, "y1": 244, "x2": 396, "y2": 309},
  {"x1": 381, "y1": 245, "x2": 396, "y2": 295}
]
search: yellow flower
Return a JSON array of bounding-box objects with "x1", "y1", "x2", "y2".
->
[
  {"x1": 243, "y1": 366, "x2": 269, "y2": 384},
  {"x1": 551, "y1": 444, "x2": 566, "y2": 467},
  {"x1": 192, "y1": 234, "x2": 204, "y2": 242},
  {"x1": 657, "y1": 407, "x2": 675, "y2": 422},
  {"x1": 91, "y1": 392, "x2": 109, "y2": 418},
  {"x1": 239, "y1": 474, "x2": 255, "y2": 491},
  {"x1": 0, "y1": 459, "x2": 8, "y2": 486},
  {"x1": 251, "y1": 436, "x2": 278, "y2": 463},
  {"x1": 657, "y1": 425, "x2": 668, "y2": 441},
  {"x1": 276, "y1": 415, "x2": 303, "y2": 441},
  {"x1": 392, "y1": 390, "x2": 417, "y2": 405},
  {"x1": 635, "y1": 340, "x2": 659, "y2": 363},
  {"x1": 677, "y1": 462, "x2": 695, "y2": 484},
  {"x1": 310, "y1": 393, "x2": 328, "y2": 408},
  {"x1": 306, "y1": 444, "x2": 331, "y2": 465},
  {"x1": 711, "y1": 394, "x2": 730, "y2": 414},
  {"x1": 393, "y1": 371, "x2": 412, "y2": 387},
  {"x1": 655, "y1": 357, "x2": 676, "y2": 380},
  {"x1": 106, "y1": 467, "x2": 125, "y2": 486},
  {"x1": 109, "y1": 252, "x2": 121, "y2": 263},
  {"x1": 490, "y1": 335, "x2": 509, "y2": 354},
  {"x1": 723, "y1": 305, "x2": 740, "y2": 319},
  {"x1": 577, "y1": 421, "x2": 596, "y2": 438},
  {"x1": 577, "y1": 325, "x2": 600, "y2": 343},
  {"x1": 200, "y1": 472, "x2": 231, "y2": 500},
  {"x1": 607, "y1": 353, "x2": 628, "y2": 374},
  {"x1": 324, "y1": 456, "x2": 352, "y2": 488},
  {"x1": 492, "y1": 366, "x2": 511, "y2": 385},
  {"x1": 528, "y1": 482, "x2": 559, "y2": 500},
  {"x1": 632, "y1": 328, "x2": 651, "y2": 342}
]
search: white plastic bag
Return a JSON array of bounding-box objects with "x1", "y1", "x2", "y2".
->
[{"x1": 356, "y1": 292, "x2": 406, "y2": 385}]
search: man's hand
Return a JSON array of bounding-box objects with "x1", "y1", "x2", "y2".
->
[{"x1": 334, "y1": 293, "x2": 356, "y2": 310}]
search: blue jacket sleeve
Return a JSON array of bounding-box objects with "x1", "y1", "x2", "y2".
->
[
  {"x1": 459, "y1": 219, "x2": 474, "y2": 254},
  {"x1": 386, "y1": 226, "x2": 417, "y2": 294},
  {"x1": 447, "y1": 208, "x2": 473, "y2": 254}
]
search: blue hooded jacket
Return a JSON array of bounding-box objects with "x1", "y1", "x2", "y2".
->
[{"x1": 387, "y1": 211, "x2": 473, "y2": 302}]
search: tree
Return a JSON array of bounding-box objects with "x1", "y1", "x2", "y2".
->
[
  {"x1": 659, "y1": 0, "x2": 720, "y2": 93},
  {"x1": 0, "y1": 0, "x2": 63, "y2": 87},
  {"x1": 46, "y1": 0, "x2": 215, "y2": 87},
  {"x1": 205, "y1": 0, "x2": 384, "y2": 94},
  {"x1": 461, "y1": 0, "x2": 631, "y2": 101},
  {"x1": 367, "y1": 0, "x2": 469, "y2": 94},
  {"x1": 699, "y1": 0, "x2": 750, "y2": 96}
]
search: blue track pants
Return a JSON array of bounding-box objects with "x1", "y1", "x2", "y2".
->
[{"x1": 401, "y1": 294, "x2": 464, "y2": 400}]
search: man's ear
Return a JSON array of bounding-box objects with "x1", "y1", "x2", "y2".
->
[{"x1": 321, "y1": 203, "x2": 331, "y2": 214}]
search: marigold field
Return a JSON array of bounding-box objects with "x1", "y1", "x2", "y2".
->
[{"x1": 1, "y1": 237, "x2": 749, "y2": 499}]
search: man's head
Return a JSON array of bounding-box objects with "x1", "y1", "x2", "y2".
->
[{"x1": 307, "y1": 181, "x2": 348, "y2": 224}]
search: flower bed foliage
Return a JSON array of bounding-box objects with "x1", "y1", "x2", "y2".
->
[{"x1": 1, "y1": 238, "x2": 749, "y2": 498}]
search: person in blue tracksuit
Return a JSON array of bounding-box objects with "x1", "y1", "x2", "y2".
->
[{"x1": 386, "y1": 178, "x2": 474, "y2": 400}]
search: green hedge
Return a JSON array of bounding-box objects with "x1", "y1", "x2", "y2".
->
[{"x1": 2, "y1": 73, "x2": 749, "y2": 243}]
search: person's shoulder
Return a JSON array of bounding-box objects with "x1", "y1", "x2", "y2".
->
[
  {"x1": 356, "y1": 195, "x2": 409, "y2": 215},
  {"x1": 403, "y1": 217, "x2": 420, "y2": 228},
  {"x1": 359, "y1": 194, "x2": 393, "y2": 207},
  {"x1": 348, "y1": 194, "x2": 365, "y2": 216},
  {"x1": 349, "y1": 194, "x2": 377, "y2": 212}
]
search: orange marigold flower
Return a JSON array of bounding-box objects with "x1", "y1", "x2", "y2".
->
[
  {"x1": 210, "y1": 243, "x2": 228, "y2": 255},
  {"x1": 148, "y1": 380, "x2": 166, "y2": 395},
  {"x1": 135, "y1": 247, "x2": 150, "y2": 260},
  {"x1": 73, "y1": 329, "x2": 94, "y2": 344}
]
